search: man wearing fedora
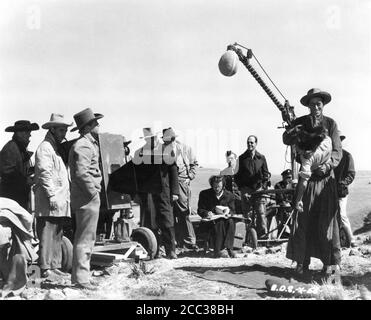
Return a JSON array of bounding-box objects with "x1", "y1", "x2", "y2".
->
[
  {"x1": 283, "y1": 88, "x2": 343, "y2": 279},
  {"x1": 34, "y1": 114, "x2": 73, "y2": 278},
  {"x1": 68, "y1": 108, "x2": 103, "y2": 289},
  {"x1": 133, "y1": 127, "x2": 180, "y2": 259},
  {"x1": 162, "y1": 127, "x2": 199, "y2": 251},
  {"x1": 0, "y1": 120, "x2": 39, "y2": 209},
  {"x1": 334, "y1": 133, "x2": 356, "y2": 247}
]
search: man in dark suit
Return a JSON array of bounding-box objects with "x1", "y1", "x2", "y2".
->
[
  {"x1": 197, "y1": 175, "x2": 236, "y2": 258},
  {"x1": 0, "y1": 120, "x2": 39, "y2": 209},
  {"x1": 235, "y1": 135, "x2": 271, "y2": 237}
]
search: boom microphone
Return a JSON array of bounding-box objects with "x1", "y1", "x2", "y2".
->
[{"x1": 218, "y1": 50, "x2": 239, "y2": 76}]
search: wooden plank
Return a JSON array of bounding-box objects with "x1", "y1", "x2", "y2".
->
[{"x1": 93, "y1": 241, "x2": 139, "y2": 252}]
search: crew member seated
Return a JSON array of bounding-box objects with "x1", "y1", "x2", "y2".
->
[
  {"x1": 274, "y1": 169, "x2": 295, "y2": 207},
  {"x1": 274, "y1": 169, "x2": 295, "y2": 235},
  {"x1": 197, "y1": 175, "x2": 236, "y2": 258}
]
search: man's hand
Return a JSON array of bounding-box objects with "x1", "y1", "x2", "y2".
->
[
  {"x1": 313, "y1": 163, "x2": 331, "y2": 177},
  {"x1": 206, "y1": 211, "x2": 213, "y2": 219},
  {"x1": 172, "y1": 195, "x2": 179, "y2": 202},
  {"x1": 49, "y1": 196, "x2": 58, "y2": 211}
]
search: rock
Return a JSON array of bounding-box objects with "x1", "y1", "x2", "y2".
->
[
  {"x1": 242, "y1": 246, "x2": 253, "y2": 254},
  {"x1": 266, "y1": 246, "x2": 282, "y2": 254},
  {"x1": 62, "y1": 288, "x2": 82, "y2": 299},
  {"x1": 44, "y1": 289, "x2": 66, "y2": 300}
]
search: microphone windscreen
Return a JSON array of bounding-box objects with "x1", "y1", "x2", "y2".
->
[{"x1": 218, "y1": 50, "x2": 238, "y2": 77}]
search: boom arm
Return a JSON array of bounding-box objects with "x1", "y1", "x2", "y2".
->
[{"x1": 227, "y1": 44, "x2": 296, "y2": 127}]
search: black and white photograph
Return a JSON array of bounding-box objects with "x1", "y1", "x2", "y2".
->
[{"x1": 1, "y1": 0, "x2": 371, "y2": 304}]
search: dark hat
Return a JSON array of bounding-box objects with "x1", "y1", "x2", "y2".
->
[
  {"x1": 71, "y1": 108, "x2": 103, "y2": 132},
  {"x1": 162, "y1": 127, "x2": 178, "y2": 142},
  {"x1": 300, "y1": 88, "x2": 331, "y2": 107},
  {"x1": 281, "y1": 169, "x2": 293, "y2": 178},
  {"x1": 5, "y1": 120, "x2": 39, "y2": 132}
]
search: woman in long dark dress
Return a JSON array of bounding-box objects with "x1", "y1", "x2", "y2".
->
[{"x1": 283, "y1": 88, "x2": 343, "y2": 277}]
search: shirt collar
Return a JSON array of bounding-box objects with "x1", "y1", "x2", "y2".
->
[{"x1": 84, "y1": 132, "x2": 98, "y2": 145}]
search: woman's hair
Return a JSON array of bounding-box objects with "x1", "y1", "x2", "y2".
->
[
  {"x1": 297, "y1": 125, "x2": 328, "y2": 151},
  {"x1": 208, "y1": 175, "x2": 226, "y2": 188}
]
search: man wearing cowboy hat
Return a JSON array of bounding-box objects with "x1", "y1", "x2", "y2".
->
[
  {"x1": 334, "y1": 133, "x2": 356, "y2": 247},
  {"x1": 162, "y1": 127, "x2": 199, "y2": 251},
  {"x1": 0, "y1": 120, "x2": 39, "y2": 209},
  {"x1": 283, "y1": 88, "x2": 343, "y2": 277},
  {"x1": 34, "y1": 114, "x2": 73, "y2": 278},
  {"x1": 68, "y1": 108, "x2": 103, "y2": 289}
]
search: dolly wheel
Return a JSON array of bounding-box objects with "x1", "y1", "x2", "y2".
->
[
  {"x1": 61, "y1": 236, "x2": 73, "y2": 273},
  {"x1": 131, "y1": 227, "x2": 158, "y2": 260},
  {"x1": 246, "y1": 228, "x2": 258, "y2": 249}
]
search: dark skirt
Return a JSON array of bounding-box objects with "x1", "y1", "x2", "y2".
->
[{"x1": 286, "y1": 172, "x2": 341, "y2": 266}]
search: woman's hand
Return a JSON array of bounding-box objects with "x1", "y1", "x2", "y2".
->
[{"x1": 295, "y1": 200, "x2": 304, "y2": 212}]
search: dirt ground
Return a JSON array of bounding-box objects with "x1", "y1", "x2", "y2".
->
[
  {"x1": 2, "y1": 169, "x2": 371, "y2": 300},
  {"x1": 3, "y1": 230, "x2": 370, "y2": 301}
]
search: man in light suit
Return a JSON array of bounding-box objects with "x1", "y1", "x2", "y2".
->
[
  {"x1": 68, "y1": 108, "x2": 103, "y2": 290},
  {"x1": 34, "y1": 113, "x2": 72, "y2": 278}
]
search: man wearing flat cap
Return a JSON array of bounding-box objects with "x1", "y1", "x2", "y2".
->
[
  {"x1": 274, "y1": 169, "x2": 294, "y2": 207},
  {"x1": 0, "y1": 120, "x2": 39, "y2": 209},
  {"x1": 34, "y1": 114, "x2": 73, "y2": 278},
  {"x1": 283, "y1": 88, "x2": 342, "y2": 278},
  {"x1": 68, "y1": 108, "x2": 103, "y2": 290}
]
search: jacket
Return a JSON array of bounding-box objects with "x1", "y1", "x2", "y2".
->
[
  {"x1": 334, "y1": 149, "x2": 355, "y2": 197},
  {"x1": 34, "y1": 132, "x2": 71, "y2": 217},
  {"x1": 282, "y1": 115, "x2": 342, "y2": 171},
  {"x1": 197, "y1": 188, "x2": 236, "y2": 219},
  {"x1": 68, "y1": 133, "x2": 102, "y2": 209},
  {"x1": 234, "y1": 150, "x2": 270, "y2": 191},
  {"x1": 0, "y1": 138, "x2": 33, "y2": 209},
  {"x1": 174, "y1": 141, "x2": 198, "y2": 180}
]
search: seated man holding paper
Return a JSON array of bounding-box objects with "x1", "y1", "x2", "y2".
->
[{"x1": 197, "y1": 175, "x2": 237, "y2": 258}]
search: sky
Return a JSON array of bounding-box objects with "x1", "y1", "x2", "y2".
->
[{"x1": 1, "y1": 0, "x2": 370, "y2": 174}]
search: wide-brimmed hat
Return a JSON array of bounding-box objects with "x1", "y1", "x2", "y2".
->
[
  {"x1": 281, "y1": 169, "x2": 293, "y2": 178},
  {"x1": 71, "y1": 108, "x2": 104, "y2": 132},
  {"x1": 42, "y1": 113, "x2": 73, "y2": 129},
  {"x1": 139, "y1": 127, "x2": 160, "y2": 139},
  {"x1": 162, "y1": 127, "x2": 178, "y2": 142},
  {"x1": 5, "y1": 120, "x2": 39, "y2": 132},
  {"x1": 300, "y1": 88, "x2": 332, "y2": 107}
]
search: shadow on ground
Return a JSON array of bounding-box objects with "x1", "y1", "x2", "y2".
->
[{"x1": 342, "y1": 272, "x2": 371, "y2": 291}]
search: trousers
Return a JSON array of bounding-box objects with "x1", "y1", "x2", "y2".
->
[
  {"x1": 36, "y1": 217, "x2": 65, "y2": 270},
  {"x1": 71, "y1": 193, "x2": 100, "y2": 284},
  {"x1": 173, "y1": 179, "x2": 196, "y2": 246}
]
